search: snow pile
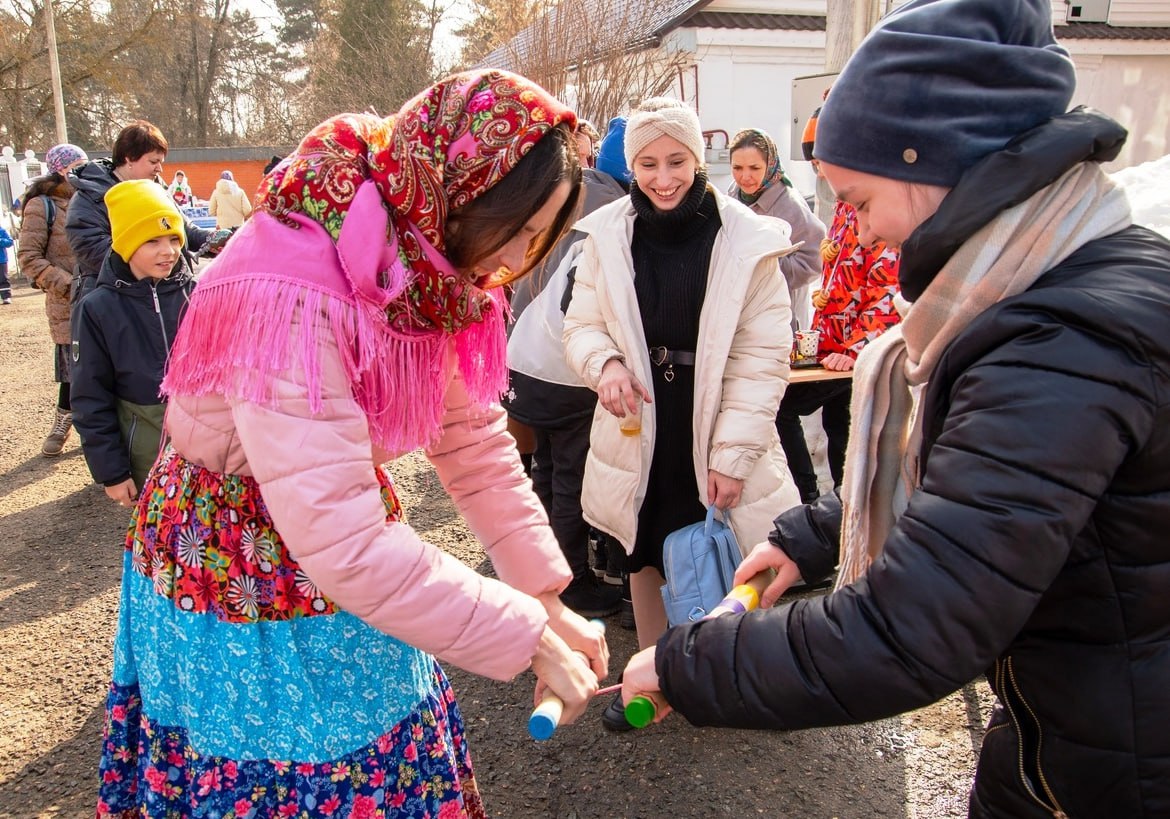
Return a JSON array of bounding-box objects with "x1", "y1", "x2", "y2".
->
[{"x1": 1111, "y1": 154, "x2": 1170, "y2": 239}]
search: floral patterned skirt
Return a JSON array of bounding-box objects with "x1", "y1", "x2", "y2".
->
[{"x1": 96, "y1": 449, "x2": 487, "y2": 818}]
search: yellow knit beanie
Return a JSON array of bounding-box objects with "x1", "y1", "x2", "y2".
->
[{"x1": 105, "y1": 179, "x2": 186, "y2": 263}]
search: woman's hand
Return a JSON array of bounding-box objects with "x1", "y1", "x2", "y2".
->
[
  {"x1": 539, "y1": 592, "x2": 610, "y2": 679},
  {"x1": 530, "y1": 625, "x2": 599, "y2": 725},
  {"x1": 105, "y1": 478, "x2": 138, "y2": 508},
  {"x1": 598, "y1": 358, "x2": 651, "y2": 418},
  {"x1": 707, "y1": 470, "x2": 744, "y2": 510},
  {"x1": 622, "y1": 646, "x2": 671, "y2": 723},
  {"x1": 820, "y1": 352, "x2": 855, "y2": 371},
  {"x1": 733, "y1": 541, "x2": 803, "y2": 608}
]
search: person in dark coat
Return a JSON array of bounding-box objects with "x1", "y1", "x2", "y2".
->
[
  {"x1": 72, "y1": 180, "x2": 195, "y2": 506},
  {"x1": 65, "y1": 120, "x2": 209, "y2": 330},
  {"x1": 619, "y1": 1, "x2": 1170, "y2": 817}
]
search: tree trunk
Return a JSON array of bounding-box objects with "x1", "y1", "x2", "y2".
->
[{"x1": 824, "y1": 0, "x2": 884, "y2": 72}]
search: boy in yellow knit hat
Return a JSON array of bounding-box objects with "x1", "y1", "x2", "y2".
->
[{"x1": 71, "y1": 179, "x2": 196, "y2": 507}]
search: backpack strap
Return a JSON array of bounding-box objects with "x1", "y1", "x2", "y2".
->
[
  {"x1": 706, "y1": 505, "x2": 741, "y2": 591},
  {"x1": 40, "y1": 195, "x2": 56, "y2": 227}
]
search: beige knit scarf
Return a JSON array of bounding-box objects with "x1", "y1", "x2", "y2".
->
[{"x1": 835, "y1": 162, "x2": 1133, "y2": 590}]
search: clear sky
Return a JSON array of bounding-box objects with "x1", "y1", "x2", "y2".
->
[{"x1": 237, "y1": 0, "x2": 469, "y2": 65}]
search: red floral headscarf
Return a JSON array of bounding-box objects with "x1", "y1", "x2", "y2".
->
[{"x1": 257, "y1": 71, "x2": 576, "y2": 335}]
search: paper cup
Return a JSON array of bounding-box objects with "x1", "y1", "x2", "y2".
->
[{"x1": 795, "y1": 330, "x2": 820, "y2": 359}]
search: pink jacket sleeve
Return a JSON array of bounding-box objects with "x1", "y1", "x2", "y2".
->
[
  {"x1": 425, "y1": 373, "x2": 572, "y2": 597},
  {"x1": 229, "y1": 334, "x2": 553, "y2": 682}
]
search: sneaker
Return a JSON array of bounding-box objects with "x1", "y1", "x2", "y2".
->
[
  {"x1": 1, "y1": 296, "x2": 11, "y2": 305},
  {"x1": 559, "y1": 575, "x2": 621, "y2": 618},
  {"x1": 601, "y1": 691, "x2": 634, "y2": 732},
  {"x1": 42, "y1": 409, "x2": 73, "y2": 456}
]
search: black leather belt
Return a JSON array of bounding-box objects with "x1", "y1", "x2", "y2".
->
[
  {"x1": 650, "y1": 346, "x2": 696, "y2": 366},
  {"x1": 650, "y1": 346, "x2": 695, "y2": 382}
]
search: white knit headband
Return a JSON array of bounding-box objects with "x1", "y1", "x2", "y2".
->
[{"x1": 624, "y1": 102, "x2": 705, "y2": 168}]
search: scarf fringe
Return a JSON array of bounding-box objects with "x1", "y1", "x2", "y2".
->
[{"x1": 161, "y1": 274, "x2": 509, "y2": 453}]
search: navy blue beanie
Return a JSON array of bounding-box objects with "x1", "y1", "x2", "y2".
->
[
  {"x1": 815, "y1": 0, "x2": 1077, "y2": 187},
  {"x1": 595, "y1": 116, "x2": 631, "y2": 184}
]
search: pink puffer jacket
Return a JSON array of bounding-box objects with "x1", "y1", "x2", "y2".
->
[{"x1": 166, "y1": 331, "x2": 572, "y2": 681}]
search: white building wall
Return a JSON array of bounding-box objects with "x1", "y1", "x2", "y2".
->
[
  {"x1": 1107, "y1": 0, "x2": 1170, "y2": 26},
  {"x1": 663, "y1": 16, "x2": 1168, "y2": 176},
  {"x1": 676, "y1": 27, "x2": 825, "y2": 194},
  {"x1": 1067, "y1": 52, "x2": 1170, "y2": 166}
]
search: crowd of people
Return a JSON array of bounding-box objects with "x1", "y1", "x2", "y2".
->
[{"x1": 4, "y1": 0, "x2": 1167, "y2": 815}]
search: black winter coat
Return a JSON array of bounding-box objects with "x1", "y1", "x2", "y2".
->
[
  {"x1": 71, "y1": 255, "x2": 194, "y2": 487},
  {"x1": 655, "y1": 110, "x2": 1170, "y2": 818}
]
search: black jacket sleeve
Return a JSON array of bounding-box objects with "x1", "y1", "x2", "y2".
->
[
  {"x1": 769, "y1": 491, "x2": 842, "y2": 585},
  {"x1": 71, "y1": 298, "x2": 132, "y2": 486},
  {"x1": 184, "y1": 217, "x2": 212, "y2": 252},
  {"x1": 65, "y1": 190, "x2": 110, "y2": 283},
  {"x1": 655, "y1": 316, "x2": 1155, "y2": 730}
]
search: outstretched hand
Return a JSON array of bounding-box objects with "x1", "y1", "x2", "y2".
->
[
  {"x1": 530, "y1": 626, "x2": 599, "y2": 726},
  {"x1": 733, "y1": 541, "x2": 802, "y2": 608},
  {"x1": 540, "y1": 592, "x2": 610, "y2": 680},
  {"x1": 622, "y1": 646, "x2": 671, "y2": 723}
]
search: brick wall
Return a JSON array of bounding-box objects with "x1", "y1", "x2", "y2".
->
[{"x1": 170, "y1": 159, "x2": 272, "y2": 203}]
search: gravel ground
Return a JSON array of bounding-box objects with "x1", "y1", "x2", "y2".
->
[{"x1": 0, "y1": 280, "x2": 987, "y2": 818}]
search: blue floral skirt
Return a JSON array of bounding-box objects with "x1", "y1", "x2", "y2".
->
[{"x1": 96, "y1": 450, "x2": 488, "y2": 818}]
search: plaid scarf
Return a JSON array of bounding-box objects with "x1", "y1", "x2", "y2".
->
[{"x1": 836, "y1": 162, "x2": 1133, "y2": 589}]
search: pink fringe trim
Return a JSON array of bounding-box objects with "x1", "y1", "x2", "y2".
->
[{"x1": 162, "y1": 273, "x2": 508, "y2": 454}]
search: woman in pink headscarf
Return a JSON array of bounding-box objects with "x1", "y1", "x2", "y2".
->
[{"x1": 96, "y1": 71, "x2": 601, "y2": 818}]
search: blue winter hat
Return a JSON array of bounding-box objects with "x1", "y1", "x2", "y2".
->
[
  {"x1": 595, "y1": 116, "x2": 631, "y2": 184},
  {"x1": 815, "y1": 0, "x2": 1077, "y2": 187}
]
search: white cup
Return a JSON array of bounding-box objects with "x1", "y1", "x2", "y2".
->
[{"x1": 795, "y1": 330, "x2": 821, "y2": 359}]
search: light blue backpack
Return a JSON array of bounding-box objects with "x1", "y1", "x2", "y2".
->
[{"x1": 660, "y1": 505, "x2": 742, "y2": 626}]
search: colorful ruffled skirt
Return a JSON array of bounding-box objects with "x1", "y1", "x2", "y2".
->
[{"x1": 97, "y1": 449, "x2": 487, "y2": 818}]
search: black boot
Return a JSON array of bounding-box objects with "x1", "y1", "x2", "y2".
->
[{"x1": 559, "y1": 574, "x2": 621, "y2": 618}]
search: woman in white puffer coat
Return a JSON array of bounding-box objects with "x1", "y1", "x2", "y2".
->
[{"x1": 562, "y1": 99, "x2": 802, "y2": 711}]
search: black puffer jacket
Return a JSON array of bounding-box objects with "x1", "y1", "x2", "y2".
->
[
  {"x1": 71, "y1": 254, "x2": 194, "y2": 488},
  {"x1": 656, "y1": 110, "x2": 1170, "y2": 818}
]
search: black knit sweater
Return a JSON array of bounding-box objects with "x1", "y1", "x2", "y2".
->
[{"x1": 627, "y1": 172, "x2": 722, "y2": 573}]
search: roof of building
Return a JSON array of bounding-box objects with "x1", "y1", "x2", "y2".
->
[
  {"x1": 1054, "y1": 22, "x2": 1170, "y2": 40},
  {"x1": 480, "y1": 0, "x2": 710, "y2": 69},
  {"x1": 686, "y1": 12, "x2": 825, "y2": 31},
  {"x1": 479, "y1": 4, "x2": 1170, "y2": 69}
]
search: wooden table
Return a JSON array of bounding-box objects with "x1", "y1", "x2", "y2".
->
[{"x1": 788, "y1": 365, "x2": 854, "y2": 384}]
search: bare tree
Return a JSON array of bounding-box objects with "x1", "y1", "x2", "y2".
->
[
  {"x1": 494, "y1": 0, "x2": 693, "y2": 126},
  {"x1": 0, "y1": 0, "x2": 158, "y2": 148},
  {"x1": 301, "y1": 0, "x2": 448, "y2": 125},
  {"x1": 455, "y1": 0, "x2": 539, "y2": 68}
]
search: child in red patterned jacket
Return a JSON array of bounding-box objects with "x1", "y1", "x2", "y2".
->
[{"x1": 778, "y1": 198, "x2": 901, "y2": 502}]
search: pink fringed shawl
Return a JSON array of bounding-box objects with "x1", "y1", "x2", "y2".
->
[{"x1": 161, "y1": 70, "x2": 574, "y2": 453}]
